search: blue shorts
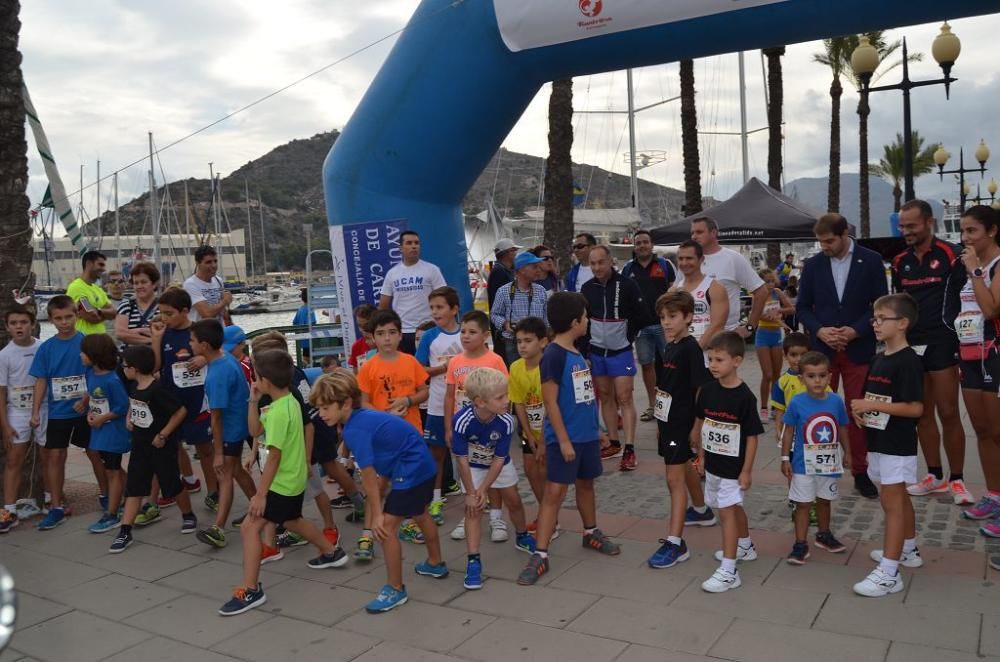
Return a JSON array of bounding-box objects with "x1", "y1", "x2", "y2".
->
[
  {"x1": 423, "y1": 414, "x2": 447, "y2": 448},
  {"x1": 179, "y1": 415, "x2": 212, "y2": 446},
  {"x1": 222, "y1": 441, "x2": 244, "y2": 458},
  {"x1": 634, "y1": 325, "x2": 666, "y2": 365},
  {"x1": 545, "y1": 440, "x2": 602, "y2": 485},
  {"x1": 384, "y1": 476, "x2": 435, "y2": 518},
  {"x1": 755, "y1": 327, "x2": 783, "y2": 348},
  {"x1": 590, "y1": 351, "x2": 637, "y2": 378}
]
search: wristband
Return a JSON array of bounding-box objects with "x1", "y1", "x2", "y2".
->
[{"x1": 780, "y1": 455, "x2": 790, "y2": 462}]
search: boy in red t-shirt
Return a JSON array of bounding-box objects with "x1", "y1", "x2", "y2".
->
[{"x1": 348, "y1": 304, "x2": 375, "y2": 373}]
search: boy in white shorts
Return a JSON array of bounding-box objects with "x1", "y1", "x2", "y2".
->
[
  {"x1": 452, "y1": 367, "x2": 536, "y2": 590},
  {"x1": 780, "y1": 351, "x2": 852, "y2": 565},
  {"x1": 0, "y1": 305, "x2": 47, "y2": 533},
  {"x1": 850, "y1": 294, "x2": 924, "y2": 597}
]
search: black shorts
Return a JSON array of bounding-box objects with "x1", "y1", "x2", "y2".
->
[
  {"x1": 658, "y1": 435, "x2": 694, "y2": 465},
  {"x1": 99, "y1": 451, "x2": 123, "y2": 471},
  {"x1": 179, "y1": 415, "x2": 212, "y2": 446},
  {"x1": 222, "y1": 441, "x2": 244, "y2": 458},
  {"x1": 916, "y1": 338, "x2": 959, "y2": 372},
  {"x1": 126, "y1": 440, "x2": 183, "y2": 498},
  {"x1": 521, "y1": 437, "x2": 535, "y2": 455},
  {"x1": 46, "y1": 417, "x2": 91, "y2": 450},
  {"x1": 384, "y1": 476, "x2": 435, "y2": 518},
  {"x1": 263, "y1": 490, "x2": 304, "y2": 525},
  {"x1": 960, "y1": 352, "x2": 1000, "y2": 391},
  {"x1": 311, "y1": 434, "x2": 339, "y2": 465}
]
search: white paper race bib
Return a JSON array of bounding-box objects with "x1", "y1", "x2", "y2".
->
[
  {"x1": 171, "y1": 363, "x2": 205, "y2": 388},
  {"x1": 356, "y1": 355, "x2": 368, "y2": 372},
  {"x1": 701, "y1": 418, "x2": 740, "y2": 457},
  {"x1": 9, "y1": 384, "x2": 33, "y2": 410},
  {"x1": 956, "y1": 311, "x2": 984, "y2": 345},
  {"x1": 690, "y1": 319, "x2": 709, "y2": 339},
  {"x1": 436, "y1": 354, "x2": 456, "y2": 366},
  {"x1": 911, "y1": 345, "x2": 927, "y2": 357},
  {"x1": 469, "y1": 443, "x2": 495, "y2": 465},
  {"x1": 455, "y1": 388, "x2": 472, "y2": 411},
  {"x1": 129, "y1": 398, "x2": 153, "y2": 429},
  {"x1": 572, "y1": 367, "x2": 595, "y2": 404},
  {"x1": 297, "y1": 380, "x2": 312, "y2": 402},
  {"x1": 804, "y1": 443, "x2": 842, "y2": 476},
  {"x1": 525, "y1": 402, "x2": 545, "y2": 431},
  {"x1": 862, "y1": 392, "x2": 891, "y2": 431},
  {"x1": 654, "y1": 389, "x2": 672, "y2": 422},
  {"x1": 52, "y1": 375, "x2": 85, "y2": 401},
  {"x1": 763, "y1": 301, "x2": 780, "y2": 319},
  {"x1": 89, "y1": 397, "x2": 110, "y2": 417}
]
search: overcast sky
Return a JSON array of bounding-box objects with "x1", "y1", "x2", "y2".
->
[{"x1": 19, "y1": 2, "x2": 1000, "y2": 230}]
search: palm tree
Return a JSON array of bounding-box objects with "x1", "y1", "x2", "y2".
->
[
  {"x1": 679, "y1": 59, "x2": 702, "y2": 215},
  {"x1": 763, "y1": 46, "x2": 785, "y2": 268},
  {"x1": 543, "y1": 79, "x2": 574, "y2": 274},
  {"x1": 870, "y1": 131, "x2": 937, "y2": 212},
  {"x1": 813, "y1": 38, "x2": 853, "y2": 213}
]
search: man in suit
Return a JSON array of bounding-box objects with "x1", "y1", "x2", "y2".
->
[{"x1": 797, "y1": 213, "x2": 888, "y2": 498}]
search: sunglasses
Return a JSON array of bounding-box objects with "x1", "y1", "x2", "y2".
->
[
  {"x1": 540, "y1": 255, "x2": 553, "y2": 260},
  {"x1": 572, "y1": 244, "x2": 589, "y2": 250},
  {"x1": 108, "y1": 279, "x2": 125, "y2": 285}
]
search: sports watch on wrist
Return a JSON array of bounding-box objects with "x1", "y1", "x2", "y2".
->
[{"x1": 973, "y1": 267, "x2": 985, "y2": 279}]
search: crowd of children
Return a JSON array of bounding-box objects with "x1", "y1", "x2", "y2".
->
[{"x1": 0, "y1": 279, "x2": 960, "y2": 617}]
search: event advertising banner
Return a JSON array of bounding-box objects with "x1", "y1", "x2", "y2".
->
[
  {"x1": 330, "y1": 218, "x2": 409, "y2": 341},
  {"x1": 493, "y1": 0, "x2": 791, "y2": 52}
]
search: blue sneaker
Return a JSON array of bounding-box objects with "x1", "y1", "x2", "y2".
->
[
  {"x1": 684, "y1": 506, "x2": 717, "y2": 527},
  {"x1": 366, "y1": 584, "x2": 408, "y2": 613},
  {"x1": 414, "y1": 559, "x2": 449, "y2": 579},
  {"x1": 88, "y1": 513, "x2": 121, "y2": 534},
  {"x1": 464, "y1": 558, "x2": 483, "y2": 590},
  {"x1": 219, "y1": 584, "x2": 266, "y2": 616},
  {"x1": 648, "y1": 539, "x2": 690, "y2": 568},
  {"x1": 99, "y1": 495, "x2": 109, "y2": 512},
  {"x1": 515, "y1": 532, "x2": 537, "y2": 554},
  {"x1": 37, "y1": 507, "x2": 66, "y2": 531}
]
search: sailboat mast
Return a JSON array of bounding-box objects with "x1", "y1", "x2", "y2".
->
[
  {"x1": 738, "y1": 51, "x2": 750, "y2": 183},
  {"x1": 149, "y1": 132, "x2": 161, "y2": 275},
  {"x1": 257, "y1": 189, "x2": 267, "y2": 278},
  {"x1": 208, "y1": 163, "x2": 223, "y2": 279},
  {"x1": 96, "y1": 160, "x2": 101, "y2": 240},
  {"x1": 245, "y1": 178, "x2": 255, "y2": 281},
  {"x1": 626, "y1": 68, "x2": 639, "y2": 210},
  {"x1": 114, "y1": 172, "x2": 120, "y2": 270}
]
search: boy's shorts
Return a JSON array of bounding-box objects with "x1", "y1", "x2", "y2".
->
[
  {"x1": 178, "y1": 415, "x2": 212, "y2": 446},
  {"x1": 304, "y1": 464, "x2": 326, "y2": 500},
  {"x1": 423, "y1": 414, "x2": 447, "y2": 448},
  {"x1": 384, "y1": 476, "x2": 435, "y2": 518},
  {"x1": 754, "y1": 328, "x2": 783, "y2": 348},
  {"x1": 46, "y1": 416, "x2": 90, "y2": 450},
  {"x1": 312, "y1": 433, "x2": 339, "y2": 465},
  {"x1": 788, "y1": 473, "x2": 839, "y2": 503},
  {"x1": 589, "y1": 351, "x2": 637, "y2": 378},
  {"x1": 545, "y1": 440, "x2": 602, "y2": 485},
  {"x1": 866, "y1": 452, "x2": 917, "y2": 486},
  {"x1": 657, "y1": 425, "x2": 694, "y2": 465},
  {"x1": 471, "y1": 461, "x2": 519, "y2": 490},
  {"x1": 705, "y1": 472, "x2": 743, "y2": 509},
  {"x1": 5, "y1": 411, "x2": 46, "y2": 446},
  {"x1": 98, "y1": 451, "x2": 123, "y2": 471},
  {"x1": 222, "y1": 441, "x2": 244, "y2": 458},
  {"x1": 264, "y1": 490, "x2": 304, "y2": 525},
  {"x1": 126, "y1": 441, "x2": 183, "y2": 498}
]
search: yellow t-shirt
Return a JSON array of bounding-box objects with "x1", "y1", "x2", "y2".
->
[
  {"x1": 66, "y1": 278, "x2": 110, "y2": 335},
  {"x1": 508, "y1": 358, "x2": 545, "y2": 433}
]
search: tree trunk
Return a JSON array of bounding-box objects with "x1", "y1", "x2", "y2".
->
[
  {"x1": 679, "y1": 59, "x2": 702, "y2": 215},
  {"x1": 893, "y1": 184, "x2": 902, "y2": 212},
  {"x1": 0, "y1": 0, "x2": 42, "y2": 503},
  {"x1": 827, "y1": 75, "x2": 842, "y2": 213},
  {"x1": 858, "y1": 95, "x2": 871, "y2": 237},
  {"x1": 543, "y1": 79, "x2": 574, "y2": 277},
  {"x1": 763, "y1": 47, "x2": 784, "y2": 268}
]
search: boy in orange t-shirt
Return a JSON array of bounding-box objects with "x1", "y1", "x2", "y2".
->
[{"x1": 357, "y1": 311, "x2": 429, "y2": 433}]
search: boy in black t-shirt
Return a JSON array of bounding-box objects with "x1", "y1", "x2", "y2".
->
[
  {"x1": 693, "y1": 332, "x2": 764, "y2": 593},
  {"x1": 850, "y1": 294, "x2": 925, "y2": 598},
  {"x1": 648, "y1": 291, "x2": 712, "y2": 570}
]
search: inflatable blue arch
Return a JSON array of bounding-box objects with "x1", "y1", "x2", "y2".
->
[{"x1": 324, "y1": 0, "x2": 999, "y2": 310}]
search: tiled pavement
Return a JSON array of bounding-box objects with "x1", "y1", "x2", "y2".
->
[{"x1": 1, "y1": 354, "x2": 998, "y2": 661}]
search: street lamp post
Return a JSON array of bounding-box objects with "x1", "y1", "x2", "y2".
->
[
  {"x1": 852, "y1": 23, "x2": 962, "y2": 203},
  {"x1": 966, "y1": 178, "x2": 998, "y2": 207},
  {"x1": 933, "y1": 140, "x2": 990, "y2": 211}
]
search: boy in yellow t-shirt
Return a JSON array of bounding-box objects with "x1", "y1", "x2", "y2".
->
[
  {"x1": 508, "y1": 317, "x2": 548, "y2": 510},
  {"x1": 769, "y1": 332, "x2": 811, "y2": 437}
]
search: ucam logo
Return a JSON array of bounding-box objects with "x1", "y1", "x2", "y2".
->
[{"x1": 579, "y1": 0, "x2": 602, "y2": 17}]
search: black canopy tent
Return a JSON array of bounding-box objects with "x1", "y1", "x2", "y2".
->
[{"x1": 649, "y1": 177, "x2": 853, "y2": 244}]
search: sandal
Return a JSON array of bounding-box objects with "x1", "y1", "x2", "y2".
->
[{"x1": 640, "y1": 407, "x2": 655, "y2": 422}]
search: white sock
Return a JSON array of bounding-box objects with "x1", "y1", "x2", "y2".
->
[
  {"x1": 489, "y1": 509, "x2": 502, "y2": 522},
  {"x1": 693, "y1": 505, "x2": 708, "y2": 514},
  {"x1": 536, "y1": 549, "x2": 549, "y2": 558},
  {"x1": 183, "y1": 475, "x2": 197, "y2": 484},
  {"x1": 720, "y1": 558, "x2": 737, "y2": 574},
  {"x1": 738, "y1": 537, "x2": 753, "y2": 549},
  {"x1": 902, "y1": 538, "x2": 917, "y2": 554},
  {"x1": 667, "y1": 535, "x2": 682, "y2": 546},
  {"x1": 4, "y1": 504, "x2": 15, "y2": 514},
  {"x1": 44, "y1": 491, "x2": 51, "y2": 504},
  {"x1": 433, "y1": 488, "x2": 442, "y2": 502},
  {"x1": 879, "y1": 557, "x2": 900, "y2": 576}
]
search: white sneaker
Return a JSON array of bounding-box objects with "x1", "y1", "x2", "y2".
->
[
  {"x1": 869, "y1": 548, "x2": 923, "y2": 568},
  {"x1": 853, "y1": 567, "x2": 904, "y2": 597},
  {"x1": 907, "y1": 474, "x2": 948, "y2": 496},
  {"x1": 950, "y1": 480, "x2": 975, "y2": 506},
  {"x1": 714, "y1": 543, "x2": 757, "y2": 562},
  {"x1": 702, "y1": 568, "x2": 741, "y2": 593},
  {"x1": 551, "y1": 525, "x2": 561, "y2": 540},
  {"x1": 450, "y1": 520, "x2": 466, "y2": 541},
  {"x1": 490, "y1": 518, "x2": 509, "y2": 543}
]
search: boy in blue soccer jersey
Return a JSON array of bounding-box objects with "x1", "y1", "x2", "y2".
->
[{"x1": 780, "y1": 351, "x2": 852, "y2": 565}]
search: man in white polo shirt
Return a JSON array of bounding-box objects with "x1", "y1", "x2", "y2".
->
[{"x1": 378, "y1": 230, "x2": 447, "y2": 354}]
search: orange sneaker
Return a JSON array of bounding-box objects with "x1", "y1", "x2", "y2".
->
[
  {"x1": 260, "y1": 545, "x2": 284, "y2": 565},
  {"x1": 323, "y1": 527, "x2": 340, "y2": 547}
]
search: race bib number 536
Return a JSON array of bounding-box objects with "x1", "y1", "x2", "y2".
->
[{"x1": 701, "y1": 418, "x2": 740, "y2": 457}]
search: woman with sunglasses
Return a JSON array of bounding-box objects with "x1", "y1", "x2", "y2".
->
[{"x1": 115, "y1": 262, "x2": 161, "y2": 348}]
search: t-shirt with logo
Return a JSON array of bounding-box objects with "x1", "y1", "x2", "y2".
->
[
  {"x1": 416, "y1": 324, "x2": 463, "y2": 416},
  {"x1": 379, "y1": 260, "x2": 446, "y2": 333},
  {"x1": 445, "y1": 351, "x2": 509, "y2": 416},
  {"x1": 183, "y1": 274, "x2": 228, "y2": 323},
  {"x1": 29, "y1": 332, "x2": 86, "y2": 420},
  {"x1": 783, "y1": 392, "x2": 850, "y2": 476},
  {"x1": 451, "y1": 408, "x2": 515, "y2": 468},
  {"x1": 695, "y1": 380, "x2": 764, "y2": 479},
  {"x1": 508, "y1": 358, "x2": 544, "y2": 434},
  {"x1": 0, "y1": 338, "x2": 43, "y2": 416},
  {"x1": 262, "y1": 393, "x2": 308, "y2": 497},
  {"x1": 126, "y1": 380, "x2": 183, "y2": 448},
  {"x1": 357, "y1": 352, "x2": 429, "y2": 432},
  {"x1": 66, "y1": 277, "x2": 110, "y2": 335},
  {"x1": 655, "y1": 335, "x2": 712, "y2": 438},
  {"x1": 159, "y1": 326, "x2": 209, "y2": 425},
  {"x1": 85, "y1": 369, "x2": 130, "y2": 454},
  {"x1": 891, "y1": 239, "x2": 962, "y2": 346},
  {"x1": 205, "y1": 353, "x2": 250, "y2": 444},
  {"x1": 538, "y1": 342, "x2": 598, "y2": 446},
  {"x1": 342, "y1": 408, "x2": 436, "y2": 489},
  {"x1": 861, "y1": 347, "x2": 924, "y2": 456}
]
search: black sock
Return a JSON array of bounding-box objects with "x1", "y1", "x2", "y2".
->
[
  {"x1": 949, "y1": 472, "x2": 963, "y2": 482},
  {"x1": 468, "y1": 553, "x2": 481, "y2": 563},
  {"x1": 120, "y1": 524, "x2": 133, "y2": 535},
  {"x1": 928, "y1": 466, "x2": 943, "y2": 480},
  {"x1": 609, "y1": 439, "x2": 621, "y2": 448},
  {"x1": 624, "y1": 443, "x2": 635, "y2": 451}
]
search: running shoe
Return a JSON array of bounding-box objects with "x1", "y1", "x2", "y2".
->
[
  {"x1": 42, "y1": 499, "x2": 72, "y2": 517},
  {"x1": 308, "y1": 547, "x2": 349, "y2": 569},
  {"x1": 907, "y1": 474, "x2": 948, "y2": 496},
  {"x1": 429, "y1": 500, "x2": 444, "y2": 526},
  {"x1": 444, "y1": 480, "x2": 463, "y2": 496},
  {"x1": 980, "y1": 517, "x2": 1000, "y2": 538},
  {"x1": 963, "y1": 495, "x2": 1000, "y2": 521},
  {"x1": 684, "y1": 506, "x2": 717, "y2": 527},
  {"x1": 514, "y1": 532, "x2": 537, "y2": 554},
  {"x1": 231, "y1": 514, "x2": 247, "y2": 529},
  {"x1": 414, "y1": 559, "x2": 449, "y2": 578},
  {"x1": 365, "y1": 584, "x2": 407, "y2": 614},
  {"x1": 204, "y1": 492, "x2": 219, "y2": 513},
  {"x1": 399, "y1": 521, "x2": 425, "y2": 544},
  {"x1": 714, "y1": 543, "x2": 758, "y2": 562},
  {"x1": 814, "y1": 531, "x2": 847, "y2": 553},
  {"x1": 870, "y1": 547, "x2": 923, "y2": 567},
  {"x1": 527, "y1": 519, "x2": 537, "y2": 533},
  {"x1": 450, "y1": 519, "x2": 466, "y2": 540},
  {"x1": 156, "y1": 495, "x2": 176, "y2": 509},
  {"x1": 853, "y1": 567, "x2": 904, "y2": 597},
  {"x1": 219, "y1": 584, "x2": 266, "y2": 616},
  {"x1": 759, "y1": 408, "x2": 769, "y2": 423},
  {"x1": 464, "y1": 557, "x2": 483, "y2": 590},
  {"x1": 196, "y1": 525, "x2": 227, "y2": 548},
  {"x1": 37, "y1": 507, "x2": 65, "y2": 531},
  {"x1": 582, "y1": 528, "x2": 621, "y2": 555},
  {"x1": 600, "y1": 443, "x2": 623, "y2": 460},
  {"x1": 184, "y1": 478, "x2": 202, "y2": 493},
  {"x1": 786, "y1": 541, "x2": 810, "y2": 565},
  {"x1": 109, "y1": 530, "x2": 133, "y2": 553},
  {"x1": 323, "y1": 527, "x2": 340, "y2": 546},
  {"x1": 0, "y1": 510, "x2": 19, "y2": 534},
  {"x1": 489, "y1": 518, "x2": 509, "y2": 543},
  {"x1": 330, "y1": 495, "x2": 353, "y2": 509},
  {"x1": 135, "y1": 503, "x2": 161, "y2": 527},
  {"x1": 88, "y1": 513, "x2": 120, "y2": 534},
  {"x1": 517, "y1": 553, "x2": 549, "y2": 586},
  {"x1": 276, "y1": 530, "x2": 308, "y2": 548},
  {"x1": 260, "y1": 545, "x2": 284, "y2": 565},
  {"x1": 353, "y1": 535, "x2": 375, "y2": 562},
  {"x1": 619, "y1": 447, "x2": 637, "y2": 472},
  {"x1": 640, "y1": 407, "x2": 655, "y2": 422},
  {"x1": 702, "y1": 568, "x2": 741, "y2": 593},
  {"x1": 99, "y1": 495, "x2": 109, "y2": 512},
  {"x1": 950, "y1": 480, "x2": 975, "y2": 506},
  {"x1": 648, "y1": 539, "x2": 689, "y2": 569}
]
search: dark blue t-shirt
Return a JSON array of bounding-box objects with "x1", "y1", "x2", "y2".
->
[
  {"x1": 205, "y1": 353, "x2": 250, "y2": 443},
  {"x1": 86, "y1": 368, "x2": 130, "y2": 454},
  {"x1": 783, "y1": 391, "x2": 850, "y2": 476},
  {"x1": 539, "y1": 342, "x2": 598, "y2": 445},
  {"x1": 159, "y1": 326, "x2": 209, "y2": 424},
  {"x1": 343, "y1": 408, "x2": 435, "y2": 489},
  {"x1": 451, "y1": 407, "x2": 514, "y2": 468},
  {"x1": 29, "y1": 332, "x2": 86, "y2": 420}
]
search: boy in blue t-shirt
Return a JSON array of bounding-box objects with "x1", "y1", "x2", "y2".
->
[
  {"x1": 191, "y1": 319, "x2": 256, "y2": 549},
  {"x1": 780, "y1": 351, "x2": 852, "y2": 565},
  {"x1": 518, "y1": 292, "x2": 621, "y2": 586}
]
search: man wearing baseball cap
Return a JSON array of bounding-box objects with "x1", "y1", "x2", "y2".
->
[
  {"x1": 490, "y1": 251, "x2": 549, "y2": 366},
  {"x1": 487, "y1": 238, "x2": 522, "y2": 310}
]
